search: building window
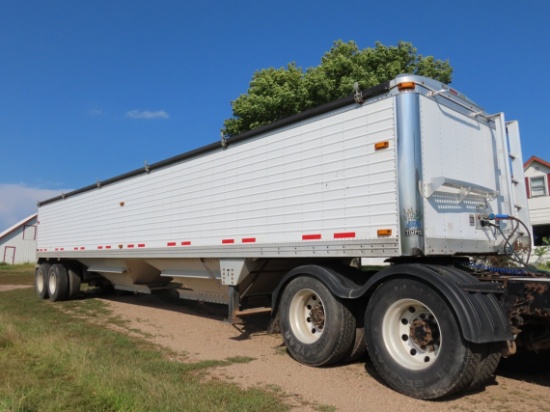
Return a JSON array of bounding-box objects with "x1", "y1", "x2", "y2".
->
[
  {"x1": 533, "y1": 224, "x2": 550, "y2": 246},
  {"x1": 530, "y1": 176, "x2": 547, "y2": 197},
  {"x1": 23, "y1": 225, "x2": 37, "y2": 240}
]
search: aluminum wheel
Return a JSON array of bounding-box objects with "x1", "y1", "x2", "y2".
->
[
  {"x1": 35, "y1": 263, "x2": 51, "y2": 299},
  {"x1": 36, "y1": 270, "x2": 46, "y2": 294},
  {"x1": 366, "y1": 277, "x2": 483, "y2": 399},
  {"x1": 47, "y1": 264, "x2": 69, "y2": 302},
  {"x1": 288, "y1": 288, "x2": 325, "y2": 344},
  {"x1": 280, "y1": 275, "x2": 356, "y2": 366},
  {"x1": 48, "y1": 272, "x2": 58, "y2": 296},
  {"x1": 382, "y1": 298, "x2": 441, "y2": 370}
]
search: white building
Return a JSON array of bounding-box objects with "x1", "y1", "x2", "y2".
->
[
  {"x1": 524, "y1": 156, "x2": 550, "y2": 246},
  {"x1": 0, "y1": 213, "x2": 38, "y2": 264}
]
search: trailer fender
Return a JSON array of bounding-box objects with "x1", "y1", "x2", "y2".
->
[
  {"x1": 271, "y1": 263, "x2": 512, "y2": 344},
  {"x1": 271, "y1": 264, "x2": 364, "y2": 315},
  {"x1": 357, "y1": 263, "x2": 512, "y2": 344}
]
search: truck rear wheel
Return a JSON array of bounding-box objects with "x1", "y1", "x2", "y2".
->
[
  {"x1": 365, "y1": 278, "x2": 482, "y2": 399},
  {"x1": 468, "y1": 345, "x2": 501, "y2": 390},
  {"x1": 35, "y1": 263, "x2": 51, "y2": 299},
  {"x1": 47, "y1": 264, "x2": 70, "y2": 302},
  {"x1": 346, "y1": 327, "x2": 367, "y2": 363},
  {"x1": 67, "y1": 268, "x2": 81, "y2": 299},
  {"x1": 279, "y1": 276, "x2": 356, "y2": 366}
]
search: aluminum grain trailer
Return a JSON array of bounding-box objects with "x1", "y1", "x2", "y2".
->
[{"x1": 35, "y1": 74, "x2": 550, "y2": 399}]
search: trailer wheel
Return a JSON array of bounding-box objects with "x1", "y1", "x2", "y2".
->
[
  {"x1": 35, "y1": 263, "x2": 51, "y2": 299},
  {"x1": 67, "y1": 268, "x2": 82, "y2": 299},
  {"x1": 279, "y1": 276, "x2": 356, "y2": 367},
  {"x1": 365, "y1": 278, "x2": 482, "y2": 399},
  {"x1": 468, "y1": 345, "x2": 501, "y2": 390},
  {"x1": 346, "y1": 327, "x2": 367, "y2": 363},
  {"x1": 47, "y1": 264, "x2": 70, "y2": 302}
]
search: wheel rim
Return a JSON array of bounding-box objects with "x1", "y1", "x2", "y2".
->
[
  {"x1": 382, "y1": 298, "x2": 441, "y2": 370},
  {"x1": 49, "y1": 272, "x2": 57, "y2": 295},
  {"x1": 288, "y1": 288, "x2": 325, "y2": 344},
  {"x1": 36, "y1": 269, "x2": 45, "y2": 293}
]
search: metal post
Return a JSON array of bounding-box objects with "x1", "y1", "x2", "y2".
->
[{"x1": 225, "y1": 285, "x2": 240, "y2": 323}]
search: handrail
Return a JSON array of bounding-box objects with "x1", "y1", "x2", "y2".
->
[
  {"x1": 421, "y1": 176, "x2": 499, "y2": 203},
  {"x1": 421, "y1": 84, "x2": 492, "y2": 121}
]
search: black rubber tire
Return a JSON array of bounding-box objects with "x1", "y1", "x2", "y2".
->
[
  {"x1": 364, "y1": 278, "x2": 482, "y2": 399},
  {"x1": 279, "y1": 276, "x2": 356, "y2": 367},
  {"x1": 67, "y1": 268, "x2": 82, "y2": 299},
  {"x1": 47, "y1": 264, "x2": 70, "y2": 302},
  {"x1": 468, "y1": 344, "x2": 502, "y2": 390},
  {"x1": 345, "y1": 327, "x2": 367, "y2": 363},
  {"x1": 35, "y1": 263, "x2": 51, "y2": 299}
]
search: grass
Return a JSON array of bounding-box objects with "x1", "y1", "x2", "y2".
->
[
  {"x1": 0, "y1": 265, "x2": 288, "y2": 412},
  {"x1": 0, "y1": 263, "x2": 35, "y2": 285}
]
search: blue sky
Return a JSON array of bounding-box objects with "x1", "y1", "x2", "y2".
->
[{"x1": 1, "y1": 0, "x2": 549, "y2": 229}]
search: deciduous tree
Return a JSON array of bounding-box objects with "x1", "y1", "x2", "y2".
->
[{"x1": 223, "y1": 40, "x2": 452, "y2": 136}]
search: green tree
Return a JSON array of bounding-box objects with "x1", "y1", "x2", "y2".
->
[
  {"x1": 534, "y1": 236, "x2": 550, "y2": 264},
  {"x1": 223, "y1": 40, "x2": 453, "y2": 136}
]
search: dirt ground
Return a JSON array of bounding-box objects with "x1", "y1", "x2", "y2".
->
[
  {"x1": 0, "y1": 285, "x2": 33, "y2": 292},
  {"x1": 87, "y1": 291, "x2": 550, "y2": 412},
  {"x1": 4, "y1": 284, "x2": 548, "y2": 411}
]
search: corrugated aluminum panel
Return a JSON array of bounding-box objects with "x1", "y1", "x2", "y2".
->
[{"x1": 38, "y1": 98, "x2": 398, "y2": 258}]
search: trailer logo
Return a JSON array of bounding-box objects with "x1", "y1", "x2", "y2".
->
[{"x1": 403, "y1": 208, "x2": 423, "y2": 236}]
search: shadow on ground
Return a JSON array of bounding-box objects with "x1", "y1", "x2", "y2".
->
[{"x1": 81, "y1": 287, "x2": 550, "y2": 391}]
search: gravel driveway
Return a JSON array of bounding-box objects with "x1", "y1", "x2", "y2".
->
[{"x1": 95, "y1": 291, "x2": 550, "y2": 412}]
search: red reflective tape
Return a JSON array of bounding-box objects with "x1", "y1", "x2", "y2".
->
[
  {"x1": 167, "y1": 242, "x2": 177, "y2": 247},
  {"x1": 242, "y1": 237, "x2": 256, "y2": 243},
  {"x1": 334, "y1": 232, "x2": 356, "y2": 239},
  {"x1": 222, "y1": 239, "x2": 235, "y2": 244},
  {"x1": 106, "y1": 245, "x2": 112, "y2": 249},
  {"x1": 138, "y1": 244, "x2": 145, "y2": 248},
  {"x1": 128, "y1": 244, "x2": 135, "y2": 248},
  {"x1": 181, "y1": 241, "x2": 191, "y2": 246},
  {"x1": 302, "y1": 234, "x2": 321, "y2": 240}
]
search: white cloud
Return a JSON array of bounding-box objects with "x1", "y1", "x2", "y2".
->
[
  {"x1": 88, "y1": 108, "x2": 103, "y2": 117},
  {"x1": 0, "y1": 184, "x2": 71, "y2": 230},
  {"x1": 125, "y1": 109, "x2": 169, "y2": 119}
]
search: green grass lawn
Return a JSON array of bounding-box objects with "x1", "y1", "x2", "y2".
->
[
  {"x1": 0, "y1": 264, "x2": 288, "y2": 412},
  {"x1": 0, "y1": 263, "x2": 35, "y2": 285}
]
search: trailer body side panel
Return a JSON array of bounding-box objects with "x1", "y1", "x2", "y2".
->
[{"x1": 38, "y1": 99, "x2": 399, "y2": 258}]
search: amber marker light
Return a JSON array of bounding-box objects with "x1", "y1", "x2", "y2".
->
[
  {"x1": 375, "y1": 141, "x2": 389, "y2": 150},
  {"x1": 377, "y1": 229, "x2": 392, "y2": 237},
  {"x1": 397, "y1": 82, "x2": 415, "y2": 91}
]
